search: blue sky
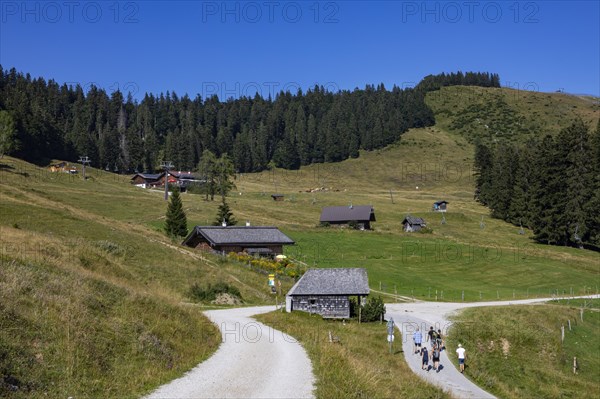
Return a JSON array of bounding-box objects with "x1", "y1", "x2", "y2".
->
[{"x1": 1, "y1": 1, "x2": 598, "y2": 100}]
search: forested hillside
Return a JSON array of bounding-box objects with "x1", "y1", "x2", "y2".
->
[
  {"x1": 0, "y1": 68, "x2": 498, "y2": 172},
  {"x1": 474, "y1": 119, "x2": 600, "y2": 248}
]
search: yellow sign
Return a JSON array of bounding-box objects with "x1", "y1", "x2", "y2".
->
[{"x1": 268, "y1": 274, "x2": 275, "y2": 286}]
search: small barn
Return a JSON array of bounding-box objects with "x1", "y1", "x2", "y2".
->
[
  {"x1": 432, "y1": 200, "x2": 448, "y2": 212},
  {"x1": 402, "y1": 215, "x2": 427, "y2": 232},
  {"x1": 320, "y1": 205, "x2": 376, "y2": 230},
  {"x1": 49, "y1": 162, "x2": 68, "y2": 173},
  {"x1": 286, "y1": 268, "x2": 370, "y2": 319},
  {"x1": 182, "y1": 226, "x2": 295, "y2": 257},
  {"x1": 271, "y1": 194, "x2": 285, "y2": 201}
]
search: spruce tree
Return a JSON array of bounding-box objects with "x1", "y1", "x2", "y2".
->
[
  {"x1": 213, "y1": 200, "x2": 237, "y2": 226},
  {"x1": 164, "y1": 188, "x2": 188, "y2": 238}
]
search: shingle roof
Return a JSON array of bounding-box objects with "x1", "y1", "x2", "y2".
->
[
  {"x1": 131, "y1": 173, "x2": 162, "y2": 181},
  {"x1": 433, "y1": 201, "x2": 449, "y2": 205},
  {"x1": 402, "y1": 215, "x2": 426, "y2": 226},
  {"x1": 182, "y1": 226, "x2": 295, "y2": 246},
  {"x1": 287, "y1": 268, "x2": 370, "y2": 296},
  {"x1": 320, "y1": 206, "x2": 376, "y2": 223}
]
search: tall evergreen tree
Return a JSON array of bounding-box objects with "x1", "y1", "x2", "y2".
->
[
  {"x1": 213, "y1": 199, "x2": 237, "y2": 226},
  {"x1": 164, "y1": 188, "x2": 188, "y2": 238}
]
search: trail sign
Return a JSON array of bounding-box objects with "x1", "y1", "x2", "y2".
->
[
  {"x1": 268, "y1": 274, "x2": 275, "y2": 286},
  {"x1": 386, "y1": 318, "x2": 395, "y2": 353}
]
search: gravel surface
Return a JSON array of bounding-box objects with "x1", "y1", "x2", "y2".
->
[
  {"x1": 386, "y1": 295, "x2": 600, "y2": 399},
  {"x1": 145, "y1": 306, "x2": 315, "y2": 399}
]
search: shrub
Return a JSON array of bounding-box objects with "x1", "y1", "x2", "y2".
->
[
  {"x1": 360, "y1": 295, "x2": 386, "y2": 323},
  {"x1": 188, "y1": 281, "x2": 242, "y2": 302}
]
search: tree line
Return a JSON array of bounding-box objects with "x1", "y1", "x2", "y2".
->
[
  {"x1": 474, "y1": 119, "x2": 600, "y2": 249},
  {"x1": 0, "y1": 66, "x2": 499, "y2": 172}
]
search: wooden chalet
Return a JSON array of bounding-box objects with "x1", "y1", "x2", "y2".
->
[
  {"x1": 131, "y1": 171, "x2": 201, "y2": 190},
  {"x1": 130, "y1": 173, "x2": 163, "y2": 188},
  {"x1": 286, "y1": 268, "x2": 370, "y2": 319},
  {"x1": 319, "y1": 205, "x2": 376, "y2": 230},
  {"x1": 49, "y1": 162, "x2": 68, "y2": 172},
  {"x1": 402, "y1": 215, "x2": 427, "y2": 232},
  {"x1": 432, "y1": 200, "x2": 448, "y2": 212},
  {"x1": 182, "y1": 226, "x2": 294, "y2": 257}
]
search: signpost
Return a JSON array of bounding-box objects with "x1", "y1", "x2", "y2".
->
[
  {"x1": 268, "y1": 274, "x2": 276, "y2": 293},
  {"x1": 386, "y1": 318, "x2": 395, "y2": 354}
]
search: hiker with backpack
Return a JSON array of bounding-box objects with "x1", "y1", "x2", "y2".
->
[
  {"x1": 432, "y1": 343, "x2": 441, "y2": 371},
  {"x1": 421, "y1": 347, "x2": 430, "y2": 371}
]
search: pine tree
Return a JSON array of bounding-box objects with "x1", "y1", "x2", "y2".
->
[
  {"x1": 164, "y1": 188, "x2": 188, "y2": 238},
  {"x1": 213, "y1": 199, "x2": 237, "y2": 226},
  {"x1": 560, "y1": 119, "x2": 593, "y2": 246},
  {"x1": 0, "y1": 110, "x2": 17, "y2": 158}
]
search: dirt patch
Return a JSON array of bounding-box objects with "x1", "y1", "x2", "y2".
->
[{"x1": 501, "y1": 338, "x2": 510, "y2": 357}]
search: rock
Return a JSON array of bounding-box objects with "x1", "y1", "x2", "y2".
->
[{"x1": 211, "y1": 293, "x2": 242, "y2": 306}]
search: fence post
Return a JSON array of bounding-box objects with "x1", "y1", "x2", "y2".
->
[
  {"x1": 568, "y1": 319, "x2": 571, "y2": 331},
  {"x1": 561, "y1": 325, "x2": 565, "y2": 343},
  {"x1": 573, "y1": 357, "x2": 578, "y2": 374},
  {"x1": 580, "y1": 308, "x2": 584, "y2": 322},
  {"x1": 462, "y1": 290, "x2": 464, "y2": 302}
]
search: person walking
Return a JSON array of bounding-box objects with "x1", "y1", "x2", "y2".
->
[
  {"x1": 413, "y1": 327, "x2": 423, "y2": 354},
  {"x1": 436, "y1": 329, "x2": 444, "y2": 350},
  {"x1": 432, "y1": 344, "x2": 441, "y2": 371},
  {"x1": 421, "y1": 347, "x2": 430, "y2": 371},
  {"x1": 427, "y1": 326, "x2": 436, "y2": 348},
  {"x1": 456, "y1": 343, "x2": 466, "y2": 373}
]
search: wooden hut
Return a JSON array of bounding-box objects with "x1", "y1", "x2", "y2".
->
[
  {"x1": 402, "y1": 215, "x2": 427, "y2": 232},
  {"x1": 182, "y1": 226, "x2": 294, "y2": 257},
  {"x1": 432, "y1": 200, "x2": 448, "y2": 212},
  {"x1": 319, "y1": 205, "x2": 376, "y2": 230},
  {"x1": 271, "y1": 194, "x2": 285, "y2": 201},
  {"x1": 286, "y1": 268, "x2": 370, "y2": 319}
]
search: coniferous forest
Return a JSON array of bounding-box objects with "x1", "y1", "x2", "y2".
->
[
  {"x1": 474, "y1": 119, "x2": 600, "y2": 249},
  {"x1": 0, "y1": 67, "x2": 499, "y2": 172}
]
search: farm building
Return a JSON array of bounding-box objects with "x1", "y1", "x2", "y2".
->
[
  {"x1": 131, "y1": 173, "x2": 162, "y2": 188},
  {"x1": 131, "y1": 171, "x2": 201, "y2": 190},
  {"x1": 286, "y1": 268, "x2": 370, "y2": 319},
  {"x1": 320, "y1": 205, "x2": 376, "y2": 230},
  {"x1": 432, "y1": 200, "x2": 448, "y2": 212},
  {"x1": 182, "y1": 226, "x2": 294, "y2": 257},
  {"x1": 271, "y1": 194, "x2": 285, "y2": 201},
  {"x1": 402, "y1": 215, "x2": 427, "y2": 232},
  {"x1": 49, "y1": 162, "x2": 68, "y2": 173}
]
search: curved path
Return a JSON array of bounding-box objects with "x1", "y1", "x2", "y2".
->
[
  {"x1": 146, "y1": 306, "x2": 315, "y2": 399},
  {"x1": 385, "y1": 295, "x2": 600, "y2": 399}
]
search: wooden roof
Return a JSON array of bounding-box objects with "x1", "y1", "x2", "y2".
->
[
  {"x1": 182, "y1": 226, "x2": 295, "y2": 247},
  {"x1": 319, "y1": 206, "x2": 376, "y2": 223},
  {"x1": 287, "y1": 268, "x2": 370, "y2": 296},
  {"x1": 402, "y1": 215, "x2": 426, "y2": 226}
]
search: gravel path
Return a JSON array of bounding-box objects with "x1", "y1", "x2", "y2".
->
[
  {"x1": 385, "y1": 295, "x2": 600, "y2": 399},
  {"x1": 145, "y1": 306, "x2": 315, "y2": 399}
]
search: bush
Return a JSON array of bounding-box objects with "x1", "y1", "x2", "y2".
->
[
  {"x1": 188, "y1": 281, "x2": 242, "y2": 302},
  {"x1": 360, "y1": 295, "x2": 386, "y2": 323},
  {"x1": 348, "y1": 220, "x2": 359, "y2": 229},
  {"x1": 319, "y1": 222, "x2": 330, "y2": 228}
]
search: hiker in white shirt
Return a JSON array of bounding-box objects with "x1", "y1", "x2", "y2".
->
[{"x1": 456, "y1": 343, "x2": 466, "y2": 373}]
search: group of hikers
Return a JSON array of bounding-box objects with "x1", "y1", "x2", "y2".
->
[{"x1": 412, "y1": 326, "x2": 466, "y2": 373}]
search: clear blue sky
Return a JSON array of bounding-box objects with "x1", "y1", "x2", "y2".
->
[{"x1": 1, "y1": 1, "x2": 598, "y2": 100}]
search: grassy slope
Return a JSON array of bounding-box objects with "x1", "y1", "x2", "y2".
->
[
  {"x1": 0, "y1": 160, "x2": 282, "y2": 398},
  {"x1": 192, "y1": 88, "x2": 599, "y2": 301},
  {"x1": 446, "y1": 303, "x2": 600, "y2": 399}
]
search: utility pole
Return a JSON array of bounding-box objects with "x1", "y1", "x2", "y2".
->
[
  {"x1": 78, "y1": 156, "x2": 91, "y2": 180},
  {"x1": 161, "y1": 161, "x2": 174, "y2": 201}
]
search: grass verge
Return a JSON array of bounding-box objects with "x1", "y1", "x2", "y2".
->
[
  {"x1": 446, "y1": 304, "x2": 600, "y2": 399},
  {"x1": 256, "y1": 310, "x2": 449, "y2": 399}
]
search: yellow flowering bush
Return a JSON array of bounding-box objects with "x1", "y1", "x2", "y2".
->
[{"x1": 226, "y1": 252, "x2": 305, "y2": 279}]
